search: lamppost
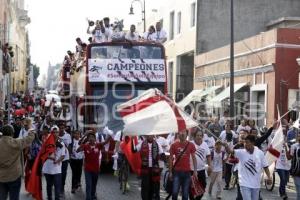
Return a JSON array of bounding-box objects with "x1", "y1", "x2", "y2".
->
[
  {"x1": 229, "y1": 0, "x2": 235, "y2": 122},
  {"x1": 129, "y1": 0, "x2": 146, "y2": 32}
]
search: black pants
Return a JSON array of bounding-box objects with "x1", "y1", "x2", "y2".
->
[
  {"x1": 234, "y1": 171, "x2": 243, "y2": 200},
  {"x1": 141, "y1": 168, "x2": 160, "y2": 200},
  {"x1": 189, "y1": 170, "x2": 206, "y2": 200},
  {"x1": 70, "y1": 159, "x2": 83, "y2": 189},
  {"x1": 61, "y1": 160, "x2": 68, "y2": 192},
  {"x1": 0, "y1": 176, "x2": 21, "y2": 200},
  {"x1": 45, "y1": 173, "x2": 61, "y2": 200},
  {"x1": 224, "y1": 163, "x2": 233, "y2": 187}
]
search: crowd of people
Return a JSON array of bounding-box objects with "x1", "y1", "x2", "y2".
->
[{"x1": 1, "y1": 92, "x2": 300, "y2": 200}]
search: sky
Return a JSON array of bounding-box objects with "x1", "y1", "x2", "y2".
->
[{"x1": 25, "y1": 0, "x2": 162, "y2": 83}]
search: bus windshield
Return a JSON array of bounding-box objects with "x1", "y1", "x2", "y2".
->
[{"x1": 90, "y1": 45, "x2": 163, "y2": 59}]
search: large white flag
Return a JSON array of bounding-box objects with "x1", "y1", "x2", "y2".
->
[
  {"x1": 117, "y1": 89, "x2": 198, "y2": 136},
  {"x1": 265, "y1": 110, "x2": 284, "y2": 166}
]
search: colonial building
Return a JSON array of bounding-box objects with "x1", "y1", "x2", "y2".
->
[
  {"x1": 0, "y1": 0, "x2": 30, "y2": 107},
  {"x1": 194, "y1": 28, "x2": 300, "y2": 127}
]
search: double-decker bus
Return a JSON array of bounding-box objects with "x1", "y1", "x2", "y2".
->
[{"x1": 69, "y1": 40, "x2": 167, "y2": 167}]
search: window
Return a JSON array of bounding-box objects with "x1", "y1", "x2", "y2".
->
[
  {"x1": 177, "y1": 12, "x2": 181, "y2": 34},
  {"x1": 169, "y1": 11, "x2": 175, "y2": 40},
  {"x1": 190, "y1": 2, "x2": 196, "y2": 27},
  {"x1": 168, "y1": 62, "x2": 173, "y2": 95}
]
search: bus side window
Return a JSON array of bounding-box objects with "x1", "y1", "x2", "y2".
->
[
  {"x1": 152, "y1": 49, "x2": 161, "y2": 59},
  {"x1": 128, "y1": 48, "x2": 140, "y2": 59}
]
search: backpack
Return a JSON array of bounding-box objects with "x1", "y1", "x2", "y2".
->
[{"x1": 290, "y1": 146, "x2": 300, "y2": 177}]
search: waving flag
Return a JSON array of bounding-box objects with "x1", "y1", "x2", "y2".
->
[
  {"x1": 265, "y1": 110, "x2": 284, "y2": 166},
  {"x1": 27, "y1": 133, "x2": 56, "y2": 200},
  {"x1": 117, "y1": 89, "x2": 198, "y2": 136}
]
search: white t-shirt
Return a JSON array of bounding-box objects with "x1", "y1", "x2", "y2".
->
[
  {"x1": 70, "y1": 139, "x2": 84, "y2": 160},
  {"x1": 93, "y1": 29, "x2": 105, "y2": 43},
  {"x1": 104, "y1": 27, "x2": 113, "y2": 42},
  {"x1": 212, "y1": 150, "x2": 224, "y2": 172},
  {"x1": 18, "y1": 128, "x2": 29, "y2": 139},
  {"x1": 59, "y1": 132, "x2": 72, "y2": 161},
  {"x1": 156, "y1": 136, "x2": 170, "y2": 168},
  {"x1": 143, "y1": 32, "x2": 155, "y2": 41},
  {"x1": 125, "y1": 32, "x2": 140, "y2": 41},
  {"x1": 276, "y1": 145, "x2": 291, "y2": 170},
  {"x1": 167, "y1": 133, "x2": 176, "y2": 145},
  {"x1": 190, "y1": 141, "x2": 211, "y2": 171},
  {"x1": 235, "y1": 147, "x2": 268, "y2": 188},
  {"x1": 203, "y1": 134, "x2": 215, "y2": 152},
  {"x1": 42, "y1": 143, "x2": 66, "y2": 174},
  {"x1": 136, "y1": 141, "x2": 163, "y2": 168},
  {"x1": 154, "y1": 29, "x2": 167, "y2": 43}
]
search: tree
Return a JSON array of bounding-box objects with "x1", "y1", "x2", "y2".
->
[{"x1": 32, "y1": 64, "x2": 40, "y2": 84}]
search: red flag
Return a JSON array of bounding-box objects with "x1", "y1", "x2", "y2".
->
[
  {"x1": 27, "y1": 133, "x2": 56, "y2": 200},
  {"x1": 120, "y1": 136, "x2": 141, "y2": 175}
]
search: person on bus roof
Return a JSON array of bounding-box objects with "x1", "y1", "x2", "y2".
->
[
  {"x1": 125, "y1": 24, "x2": 140, "y2": 41},
  {"x1": 103, "y1": 17, "x2": 113, "y2": 42},
  {"x1": 87, "y1": 20, "x2": 105, "y2": 43},
  {"x1": 154, "y1": 22, "x2": 167, "y2": 43},
  {"x1": 143, "y1": 25, "x2": 156, "y2": 41}
]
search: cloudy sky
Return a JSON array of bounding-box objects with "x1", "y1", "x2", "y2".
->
[{"x1": 25, "y1": 0, "x2": 163, "y2": 82}]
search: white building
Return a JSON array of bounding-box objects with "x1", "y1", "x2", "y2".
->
[{"x1": 139, "y1": 0, "x2": 197, "y2": 101}]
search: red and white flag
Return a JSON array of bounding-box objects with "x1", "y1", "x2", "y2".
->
[
  {"x1": 265, "y1": 110, "x2": 284, "y2": 166},
  {"x1": 117, "y1": 89, "x2": 198, "y2": 136}
]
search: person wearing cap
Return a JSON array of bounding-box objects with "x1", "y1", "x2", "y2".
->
[
  {"x1": 0, "y1": 125, "x2": 35, "y2": 200},
  {"x1": 42, "y1": 126, "x2": 65, "y2": 200}
]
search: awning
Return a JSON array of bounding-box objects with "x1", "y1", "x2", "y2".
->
[
  {"x1": 178, "y1": 85, "x2": 222, "y2": 108},
  {"x1": 208, "y1": 83, "x2": 247, "y2": 107}
]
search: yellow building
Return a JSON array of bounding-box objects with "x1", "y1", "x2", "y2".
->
[{"x1": 9, "y1": 0, "x2": 30, "y2": 93}]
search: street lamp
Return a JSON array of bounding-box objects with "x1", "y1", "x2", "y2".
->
[
  {"x1": 229, "y1": 0, "x2": 235, "y2": 122},
  {"x1": 129, "y1": 0, "x2": 146, "y2": 32}
]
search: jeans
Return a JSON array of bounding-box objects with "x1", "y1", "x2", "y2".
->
[
  {"x1": 44, "y1": 173, "x2": 61, "y2": 200},
  {"x1": 294, "y1": 176, "x2": 300, "y2": 200},
  {"x1": 0, "y1": 176, "x2": 21, "y2": 200},
  {"x1": 277, "y1": 169, "x2": 289, "y2": 196},
  {"x1": 70, "y1": 159, "x2": 83, "y2": 189},
  {"x1": 240, "y1": 186, "x2": 260, "y2": 200},
  {"x1": 61, "y1": 160, "x2": 68, "y2": 192},
  {"x1": 85, "y1": 171, "x2": 98, "y2": 200},
  {"x1": 172, "y1": 171, "x2": 191, "y2": 200},
  {"x1": 190, "y1": 170, "x2": 206, "y2": 200}
]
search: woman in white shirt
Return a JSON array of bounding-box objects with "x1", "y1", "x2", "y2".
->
[{"x1": 42, "y1": 127, "x2": 66, "y2": 200}]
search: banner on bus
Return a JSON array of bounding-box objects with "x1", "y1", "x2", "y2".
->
[{"x1": 88, "y1": 58, "x2": 166, "y2": 83}]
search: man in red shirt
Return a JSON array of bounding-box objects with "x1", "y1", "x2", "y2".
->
[
  {"x1": 77, "y1": 131, "x2": 104, "y2": 200},
  {"x1": 169, "y1": 130, "x2": 197, "y2": 200}
]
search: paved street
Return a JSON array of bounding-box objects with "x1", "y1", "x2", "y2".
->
[{"x1": 20, "y1": 168, "x2": 297, "y2": 200}]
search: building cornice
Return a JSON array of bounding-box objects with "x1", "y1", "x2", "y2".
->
[
  {"x1": 195, "y1": 63, "x2": 274, "y2": 82},
  {"x1": 195, "y1": 43, "x2": 300, "y2": 69}
]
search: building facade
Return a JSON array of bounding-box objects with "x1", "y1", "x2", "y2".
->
[
  {"x1": 0, "y1": 0, "x2": 30, "y2": 107},
  {"x1": 196, "y1": 0, "x2": 300, "y2": 54},
  {"x1": 194, "y1": 28, "x2": 300, "y2": 127},
  {"x1": 141, "y1": 0, "x2": 197, "y2": 100}
]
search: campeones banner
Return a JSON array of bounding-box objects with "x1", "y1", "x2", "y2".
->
[{"x1": 88, "y1": 59, "x2": 166, "y2": 83}]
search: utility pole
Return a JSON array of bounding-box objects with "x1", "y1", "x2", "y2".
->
[{"x1": 229, "y1": 0, "x2": 235, "y2": 122}]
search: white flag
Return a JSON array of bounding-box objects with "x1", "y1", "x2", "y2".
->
[
  {"x1": 117, "y1": 89, "x2": 198, "y2": 136},
  {"x1": 293, "y1": 118, "x2": 300, "y2": 129},
  {"x1": 265, "y1": 110, "x2": 284, "y2": 166}
]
